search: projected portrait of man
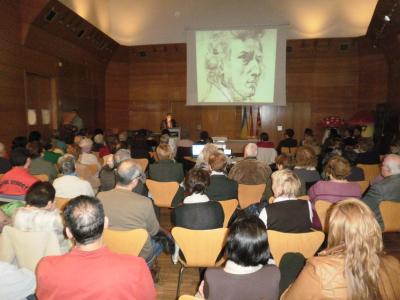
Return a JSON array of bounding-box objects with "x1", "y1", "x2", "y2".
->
[{"x1": 201, "y1": 30, "x2": 264, "y2": 102}]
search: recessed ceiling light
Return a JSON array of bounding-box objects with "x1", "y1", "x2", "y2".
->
[{"x1": 384, "y1": 15, "x2": 391, "y2": 22}]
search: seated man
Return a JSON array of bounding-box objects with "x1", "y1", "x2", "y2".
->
[
  {"x1": 53, "y1": 155, "x2": 94, "y2": 198},
  {"x1": 0, "y1": 148, "x2": 38, "y2": 199},
  {"x1": 27, "y1": 141, "x2": 58, "y2": 182},
  {"x1": 256, "y1": 132, "x2": 275, "y2": 148},
  {"x1": 13, "y1": 181, "x2": 70, "y2": 253},
  {"x1": 363, "y1": 154, "x2": 400, "y2": 229},
  {"x1": 206, "y1": 151, "x2": 238, "y2": 201},
  {"x1": 97, "y1": 159, "x2": 162, "y2": 266},
  {"x1": 36, "y1": 196, "x2": 156, "y2": 300},
  {"x1": 276, "y1": 128, "x2": 298, "y2": 154}
]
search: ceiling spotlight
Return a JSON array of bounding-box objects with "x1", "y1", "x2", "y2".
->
[{"x1": 384, "y1": 15, "x2": 391, "y2": 22}]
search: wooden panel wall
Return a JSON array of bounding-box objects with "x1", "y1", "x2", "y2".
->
[{"x1": 105, "y1": 37, "x2": 387, "y2": 144}]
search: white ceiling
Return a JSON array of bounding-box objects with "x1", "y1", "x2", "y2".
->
[{"x1": 59, "y1": 0, "x2": 378, "y2": 46}]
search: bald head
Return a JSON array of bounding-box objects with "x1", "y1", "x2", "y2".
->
[
  {"x1": 116, "y1": 159, "x2": 142, "y2": 187},
  {"x1": 382, "y1": 154, "x2": 400, "y2": 177},
  {"x1": 244, "y1": 143, "x2": 258, "y2": 158}
]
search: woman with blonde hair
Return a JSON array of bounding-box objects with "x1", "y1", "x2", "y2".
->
[{"x1": 282, "y1": 198, "x2": 400, "y2": 299}]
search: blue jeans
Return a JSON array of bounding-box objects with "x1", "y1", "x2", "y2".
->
[{"x1": 146, "y1": 237, "x2": 163, "y2": 267}]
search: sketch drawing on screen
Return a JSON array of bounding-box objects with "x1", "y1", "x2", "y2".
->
[{"x1": 197, "y1": 29, "x2": 275, "y2": 103}]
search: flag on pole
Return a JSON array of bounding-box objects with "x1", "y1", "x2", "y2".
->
[
  {"x1": 256, "y1": 107, "x2": 262, "y2": 136},
  {"x1": 240, "y1": 107, "x2": 248, "y2": 138},
  {"x1": 249, "y1": 106, "x2": 254, "y2": 137}
]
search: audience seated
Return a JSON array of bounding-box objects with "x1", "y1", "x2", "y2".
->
[
  {"x1": 26, "y1": 141, "x2": 58, "y2": 182},
  {"x1": 276, "y1": 128, "x2": 297, "y2": 154},
  {"x1": 201, "y1": 216, "x2": 280, "y2": 300},
  {"x1": 176, "y1": 129, "x2": 194, "y2": 148},
  {"x1": 11, "y1": 136, "x2": 28, "y2": 150},
  {"x1": 259, "y1": 170, "x2": 312, "y2": 232},
  {"x1": 206, "y1": 152, "x2": 238, "y2": 201},
  {"x1": 355, "y1": 137, "x2": 380, "y2": 165},
  {"x1": 342, "y1": 127, "x2": 357, "y2": 146},
  {"x1": 149, "y1": 144, "x2": 184, "y2": 207},
  {"x1": 131, "y1": 133, "x2": 152, "y2": 161},
  {"x1": 172, "y1": 168, "x2": 223, "y2": 229},
  {"x1": 275, "y1": 153, "x2": 294, "y2": 171},
  {"x1": 36, "y1": 196, "x2": 156, "y2": 300},
  {"x1": 12, "y1": 182, "x2": 70, "y2": 253},
  {"x1": 362, "y1": 154, "x2": 400, "y2": 229},
  {"x1": 293, "y1": 146, "x2": 321, "y2": 190},
  {"x1": 0, "y1": 261, "x2": 35, "y2": 299},
  {"x1": 53, "y1": 156, "x2": 94, "y2": 198},
  {"x1": 0, "y1": 148, "x2": 38, "y2": 198},
  {"x1": 343, "y1": 148, "x2": 365, "y2": 181},
  {"x1": 195, "y1": 130, "x2": 213, "y2": 145},
  {"x1": 256, "y1": 132, "x2": 275, "y2": 148},
  {"x1": 308, "y1": 155, "x2": 362, "y2": 228},
  {"x1": 92, "y1": 133, "x2": 105, "y2": 152},
  {"x1": 78, "y1": 138, "x2": 101, "y2": 171},
  {"x1": 0, "y1": 142, "x2": 11, "y2": 174},
  {"x1": 229, "y1": 143, "x2": 272, "y2": 185},
  {"x1": 97, "y1": 159, "x2": 162, "y2": 266},
  {"x1": 281, "y1": 199, "x2": 400, "y2": 299}
]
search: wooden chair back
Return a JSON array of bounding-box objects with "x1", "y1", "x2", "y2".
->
[
  {"x1": 315, "y1": 200, "x2": 334, "y2": 232},
  {"x1": 355, "y1": 180, "x2": 369, "y2": 194},
  {"x1": 33, "y1": 174, "x2": 49, "y2": 182},
  {"x1": 103, "y1": 228, "x2": 148, "y2": 256},
  {"x1": 146, "y1": 179, "x2": 179, "y2": 208},
  {"x1": 171, "y1": 227, "x2": 228, "y2": 267},
  {"x1": 132, "y1": 158, "x2": 149, "y2": 172},
  {"x1": 179, "y1": 296, "x2": 197, "y2": 300},
  {"x1": 238, "y1": 183, "x2": 266, "y2": 209},
  {"x1": 356, "y1": 164, "x2": 380, "y2": 184},
  {"x1": 55, "y1": 197, "x2": 71, "y2": 210},
  {"x1": 379, "y1": 201, "x2": 400, "y2": 232},
  {"x1": 218, "y1": 199, "x2": 238, "y2": 227},
  {"x1": 267, "y1": 230, "x2": 325, "y2": 265},
  {"x1": 281, "y1": 147, "x2": 297, "y2": 155}
]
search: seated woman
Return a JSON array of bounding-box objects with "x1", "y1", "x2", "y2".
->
[
  {"x1": 281, "y1": 199, "x2": 400, "y2": 299},
  {"x1": 201, "y1": 216, "x2": 280, "y2": 300},
  {"x1": 78, "y1": 138, "x2": 101, "y2": 172},
  {"x1": 172, "y1": 168, "x2": 223, "y2": 229},
  {"x1": 206, "y1": 152, "x2": 238, "y2": 201},
  {"x1": 149, "y1": 144, "x2": 184, "y2": 207},
  {"x1": 195, "y1": 143, "x2": 219, "y2": 170},
  {"x1": 293, "y1": 146, "x2": 321, "y2": 191},
  {"x1": 12, "y1": 182, "x2": 70, "y2": 253},
  {"x1": 259, "y1": 169, "x2": 313, "y2": 233}
]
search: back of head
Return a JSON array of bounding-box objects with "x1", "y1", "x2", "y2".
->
[
  {"x1": 10, "y1": 147, "x2": 29, "y2": 167},
  {"x1": 184, "y1": 168, "x2": 210, "y2": 195},
  {"x1": 382, "y1": 154, "x2": 400, "y2": 176},
  {"x1": 113, "y1": 148, "x2": 131, "y2": 166},
  {"x1": 12, "y1": 136, "x2": 28, "y2": 150},
  {"x1": 25, "y1": 181, "x2": 55, "y2": 208},
  {"x1": 324, "y1": 155, "x2": 351, "y2": 180},
  {"x1": 275, "y1": 153, "x2": 294, "y2": 170},
  {"x1": 328, "y1": 198, "x2": 383, "y2": 300},
  {"x1": 244, "y1": 143, "x2": 258, "y2": 158},
  {"x1": 226, "y1": 215, "x2": 269, "y2": 267},
  {"x1": 200, "y1": 131, "x2": 209, "y2": 141},
  {"x1": 295, "y1": 146, "x2": 317, "y2": 168},
  {"x1": 304, "y1": 128, "x2": 313, "y2": 136},
  {"x1": 58, "y1": 155, "x2": 76, "y2": 175},
  {"x1": 271, "y1": 169, "x2": 301, "y2": 198},
  {"x1": 285, "y1": 129, "x2": 295, "y2": 138},
  {"x1": 116, "y1": 159, "x2": 142, "y2": 186},
  {"x1": 28, "y1": 131, "x2": 41, "y2": 142},
  {"x1": 63, "y1": 196, "x2": 105, "y2": 245},
  {"x1": 259, "y1": 132, "x2": 269, "y2": 141},
  {"x1": 209, "y1": 152, "x2": 227, "y2": 172},
  {"x1": 159, "y1": 134, "x2": 170, "y2": 144},
  {"x1": 26, "y1": 141, "x2": 43, "y2": 159},
  {"x1": 156, "y1": 144, "x2": 173, "y2": 160}
]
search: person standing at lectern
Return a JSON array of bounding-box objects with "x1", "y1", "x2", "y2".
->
[{"x1": 160, "y1": 113, "x2": 177, "y2": 130}]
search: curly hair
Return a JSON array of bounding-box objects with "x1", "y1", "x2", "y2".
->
[{"x1": 295, "y1": 146, "x2": 317, "y2": 168}]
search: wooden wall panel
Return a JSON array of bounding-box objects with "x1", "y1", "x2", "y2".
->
[{"x1": 105, "y1": 37, "x2": 387, "y2": 145}]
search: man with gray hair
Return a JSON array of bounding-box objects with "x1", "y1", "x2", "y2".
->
[
  {"x1": 53, "y1": 155, "x2": 94, "y2": 198},
  {"x1": 97, "y1": 159, "x2": 162, "y2": 267},
  {"x1": 363, "y1": 154, "x2": 400, "y2": 229},
  {"x1": 228, "y1": 143, "x2": 271, "y2": 185}
]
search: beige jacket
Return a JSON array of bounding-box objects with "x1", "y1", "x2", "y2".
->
[{"x1": 282, "y1": 254, "x2": 400, "y2": 300}]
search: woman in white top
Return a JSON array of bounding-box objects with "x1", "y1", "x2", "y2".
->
[{"x1": 78, "y1": 138, "x2": 101, "y2": 171}]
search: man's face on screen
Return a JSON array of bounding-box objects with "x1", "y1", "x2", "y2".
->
[{"x1": 223, "y1": 38, "x2": 262, "y2": 100}]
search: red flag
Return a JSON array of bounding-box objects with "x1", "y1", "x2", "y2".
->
[
  {"x1": 256, "y1": 107, "x2": 262, "y2": 136},
  {"x1": 249, "y1": 107, "x2": 254, "y2": 137}
]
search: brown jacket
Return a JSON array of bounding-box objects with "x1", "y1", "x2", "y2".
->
[
  {"x1": 282, "y1": 254, "x2": 400, "y2": 299},
  {"x1": 228, "y1": 157, "x2": 271, "y2": 185}
]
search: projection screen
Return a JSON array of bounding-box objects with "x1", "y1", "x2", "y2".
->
[{"x1": 187, "y1": 26, "x2": 287, "y2": 106}]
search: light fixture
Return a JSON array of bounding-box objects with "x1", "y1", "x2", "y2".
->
[{"x1": 384, "y1": 15, "x2": 391, "y2": 22}]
